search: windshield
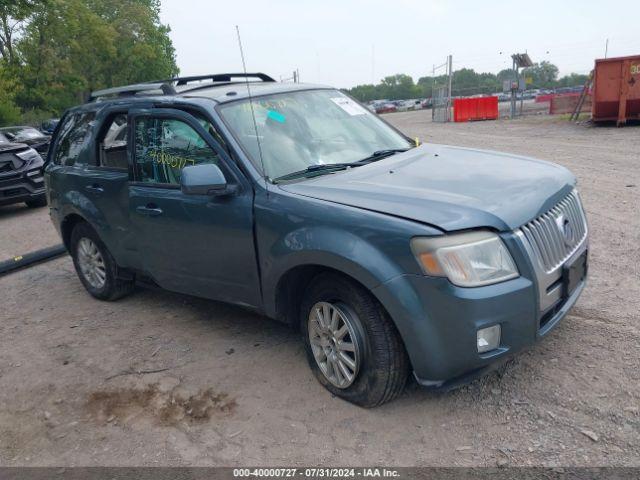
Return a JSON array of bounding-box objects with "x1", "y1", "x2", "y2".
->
[
  {"x1": 3, "y1": 127, "x2": 43, "y2": 141},
  {"x1": 218, "y1": 89, "x2": 411, "y2": 180}
]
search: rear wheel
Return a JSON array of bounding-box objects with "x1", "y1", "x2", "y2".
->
[
  {"x1": 70, "y1": 222, "x2": 134, "y2": 301},
  {"x1": 25, "y1": 194, "x2": 47, "y2": 208},
  {"x1": 301, "y1": 273, "x2": 409, "y2": 407}
]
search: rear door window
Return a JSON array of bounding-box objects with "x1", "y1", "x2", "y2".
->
[
  {"x1": 53, "y1": 112, "x2": 95, "y2": 166},
  {"x1": 98, "y1": 114, "x2": 128, "y2": 169}
]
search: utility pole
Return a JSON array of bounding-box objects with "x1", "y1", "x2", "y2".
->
[
  {"x1": 510, "y1": 53, "x2": 534, "y2": 119},
  {"x1": 510, "y1": 56, "x2": 517, "y2": 119},
  {"x1": 605, "y1": 38, "x2": 609, "y2": 58},
  {"x1": 431, "y1": 64, "x2": 436, "y2": 121},
  {"x1": 447, "y1": 54, "x2": 453, "y2": 122}
]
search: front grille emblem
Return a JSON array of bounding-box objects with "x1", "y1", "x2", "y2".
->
[{"x1": 556, "y1": 214, "x2": 575, "y2": 246}]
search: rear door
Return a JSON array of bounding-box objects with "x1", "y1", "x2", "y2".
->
[
  {"x1": 46, "y1": 110, "x2": 130, "y2": 264},
  {"x1": 127, "y1": 107, "x2": 261, "y2": 308}
]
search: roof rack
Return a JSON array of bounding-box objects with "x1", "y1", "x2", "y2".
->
[
  {"x1": 90, "y1": 82, "x2": 176, "y2": 101},
  {"x1": 89, "y1": 73, "x2": 276, "y2": 102},
  {"x1": 159, "y1": 73, "x2": 276, "y2": 86}
]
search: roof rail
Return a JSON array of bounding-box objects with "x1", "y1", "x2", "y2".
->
[
  {"x1": 88, "y1": 73, "x2": 276, "y2": 102},
  {"x1": 154, "y1": 73, "x2": 276, "y2": 87},
  {"x1": 90, "y1": 82, "x2": 176, "y2": 101}
]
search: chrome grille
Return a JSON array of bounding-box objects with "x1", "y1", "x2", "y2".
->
[{"x1": 519, "y1": 190, "x2": 587, "y2": 273}]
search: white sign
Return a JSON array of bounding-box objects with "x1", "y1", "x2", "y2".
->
[{"x1": 331, "y1": 97, "x2": 367, "y2": 116}]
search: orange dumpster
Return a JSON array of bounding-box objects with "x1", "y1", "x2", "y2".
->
[{"x1": 592, "y1": 55, "x2": 640, "y2": 125}]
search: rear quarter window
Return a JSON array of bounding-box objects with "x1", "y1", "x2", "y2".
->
[{"x1": 53, "y1": 112, "x2": 96, "y2": 166}]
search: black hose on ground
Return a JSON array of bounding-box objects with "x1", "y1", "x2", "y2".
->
[{"x1": 0, "y1": 244, "x2": 67, "y2": 277}]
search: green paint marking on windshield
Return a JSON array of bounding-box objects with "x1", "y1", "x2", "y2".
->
[{"x1": 267, "y1": 110, "x2": 286, "y2": 123}]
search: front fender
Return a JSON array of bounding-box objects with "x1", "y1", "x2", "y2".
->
[
  {"x1": 273, "y1": 225, "x2": 403, "y2": 287},
  {"x1": 256, "y1": 188, "x2": 442, "y2": 319}
]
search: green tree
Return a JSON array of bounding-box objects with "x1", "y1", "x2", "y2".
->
[
  {"x1": 1, "y1": 0, "x2": 178, "y2": 124},
  {"x1": 521, "y1": 61, "x2": 559, "y2": 88},
  {"x1": 556, "y1": 73, "x2": 589, "y2": 88},
  {"x1": 379, "y1": 74, "x2": 419, "y2": 100},
  {"x1": 0, "y1": 0, "x2": 38, "y2": 63},
  {"x1": 0, "y1": 64, "x2": 21, "y2": 124}
]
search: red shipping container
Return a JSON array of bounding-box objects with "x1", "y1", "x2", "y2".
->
[
  {"x1": 592, "y1": 54, "x2": 640, "y2": 125},
  {"x1": 453, "y1": 97, "x2": 498, "y2": 122}
]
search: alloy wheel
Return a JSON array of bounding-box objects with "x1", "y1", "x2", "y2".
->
[
  {"x1": 77, "y1": 237, "x2": 106, "y2": 289},
  {"x1": 308, "y1": 301, "x2": 362, "y2": 389}
]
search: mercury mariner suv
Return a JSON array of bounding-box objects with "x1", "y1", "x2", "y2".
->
[{"x1": 45, "y1": 73, "x2": 588, "y2": 406}]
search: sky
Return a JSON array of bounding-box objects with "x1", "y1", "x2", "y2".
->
[{"x1": 159, "y1": 0, "x2": 640, "y2": 88}]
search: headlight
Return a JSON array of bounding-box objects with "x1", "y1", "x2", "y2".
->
[{"x1": 411, "y1": 231, "x2": 518, "y2": 287}]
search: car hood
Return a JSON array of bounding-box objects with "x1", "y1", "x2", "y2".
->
[
  {"x1": 20, "y1": 137, "x2": 50, "y2": 147},
  {"x1": 278, "y1": 144, "x2": 576, "y2": 232},
  {"x1": 0, "y1": 142, "x2": 29, "y2": 153}
]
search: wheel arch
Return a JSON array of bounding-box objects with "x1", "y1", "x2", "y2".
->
[
  {"x1": 273, "y1": 262, "x2": 393, "y2": 331},
  {"x1": 60, "y1": 213, "x2": 90, "y2": 251}
]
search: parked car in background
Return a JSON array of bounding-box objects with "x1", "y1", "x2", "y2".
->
[
  {"x1": 394, "y1": 100, "x2": 410, "y2": 112},
  {"x1": 421, "y1": 98, "x2": 432, "y2": 109},
  {"x1": 0, "y1": 137, "x2": 47, "y2": 208},
  {"x1": 0, "y1": 126, "x2": 51, "y2": 156},
  {"x1": 41, "y1": 119, "x2": 60, "y2": 135},
  {"x1": 374, "y1": 102, "x2": 397, "y2": 114}
]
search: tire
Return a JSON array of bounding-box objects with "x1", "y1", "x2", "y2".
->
[
  {"x1": 70, "y1": 222, "x2": 134, "y2": 301},
  {"x1": 301, "y1": 272, "x2": 409, "y2": 407},
  {"x1": 25, "y1": 194, "x2": 47, "y2": 208}
]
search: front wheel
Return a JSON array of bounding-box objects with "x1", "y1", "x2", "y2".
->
[{"x1": 301, "y1": 273, "x2": 409, "y2": 407}]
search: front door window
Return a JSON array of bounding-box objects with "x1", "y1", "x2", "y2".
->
[{"x1": 133, "y1": 117, "x2": 221, "y2": 185}]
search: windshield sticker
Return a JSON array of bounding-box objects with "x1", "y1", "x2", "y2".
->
[
  {"x1": 267, "y1": 110, "x2": 286, "y2": 123},
  {"x1": 330, "y1": 97, "x2": 367, "y2": 116}
]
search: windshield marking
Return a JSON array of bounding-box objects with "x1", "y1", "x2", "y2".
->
[{"x1": 267, "y1": 110, "x2": 286, "y2": 123}]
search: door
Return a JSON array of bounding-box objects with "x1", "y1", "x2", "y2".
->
[
  {"x1": 47, "y1": 110, "x2": 131, "y2": 266},
  {"x1": 127, "y1": 108, "x2": 261, "y2": 308}
]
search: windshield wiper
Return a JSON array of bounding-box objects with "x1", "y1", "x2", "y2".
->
[
  {"x1": 273, "y1": 163, "x2": 354, "y2": 182},
  {"x1": 355, "y1": 148, "x2": 410, "y2": 164},
  {"x1": 273, "y1": 148, "x2": 411, "y2": 183}
]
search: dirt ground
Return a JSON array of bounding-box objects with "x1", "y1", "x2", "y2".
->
[{"x1": 0, "y1": 113, "x2": 638, "y2": 467}]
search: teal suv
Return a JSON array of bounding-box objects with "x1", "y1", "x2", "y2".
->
[{"x1": 45, "y1": 73, "x2": 588, "y2": 406}]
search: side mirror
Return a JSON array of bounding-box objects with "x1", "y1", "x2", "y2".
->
[{"x1": 180, "y1": 164, "x2": 230, "y2": 196}]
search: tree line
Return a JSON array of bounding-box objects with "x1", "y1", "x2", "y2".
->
[
  {"x1": 347, "y1": 62, "x2": 589, "y2": 102},
  {"x1": 0, "y1": 0, "x2": 179, "y2": 126}
]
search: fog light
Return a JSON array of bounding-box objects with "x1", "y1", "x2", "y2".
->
[{"x1": 477, "y1": 325, "x2": 501, "y2": 353}]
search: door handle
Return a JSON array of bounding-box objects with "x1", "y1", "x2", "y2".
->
[
  {"x1": 136, "y1": 204, "x2": 163, "y2": 217},
  {"x1": 85, "y1": 184, "x2": 104, "y2": 194}
]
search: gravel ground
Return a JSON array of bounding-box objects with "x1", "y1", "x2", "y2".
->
[
  {"x1": 0, "y1": 113, "x2": 638, "y2": 467},
  {"x1": 0, "y1": 203, "x2": 59, "y2": 260}
]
